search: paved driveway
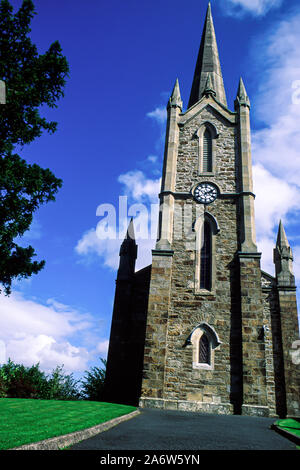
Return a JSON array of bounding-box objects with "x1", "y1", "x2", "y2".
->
[{"x1": 70, "y1": 408, "x2": 297, "y2": 450}]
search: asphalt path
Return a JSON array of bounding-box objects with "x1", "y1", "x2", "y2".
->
[{"x1": 70, "y1": 408, "x2": 297, "y2": 451}]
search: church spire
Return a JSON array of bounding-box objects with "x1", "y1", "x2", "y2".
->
[{"x1": 188, "y1": 2, "x2": 227, "y2": 109}]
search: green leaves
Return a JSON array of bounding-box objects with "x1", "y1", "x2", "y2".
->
[
  {"x1": 0, "y1": 0, "x2": 69, "y2": 153},
  {"x1": 46, "y1": 365, "x2": 80, "y2": 401},
  {"x1": 0, "y1": 1, "x2": 69, "y2": 293},
  {"x1": 0, "y1": 359, "x2": 80, "y2": 400},
  {"x1": 80, "y1": 359, "x2": 107, "y2": 401},
  {"x1": 0, "y1": 153, "x2": 62, "y2": 294}
]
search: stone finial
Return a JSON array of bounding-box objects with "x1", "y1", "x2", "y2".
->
[
  {"x1": 273, "y1": 220, "x2": 295, "y2": 287},
  {"x1": 0, "y1": 80, "x2": 6, "y2": 104},
  {"x1": 235, "y1": 77, "x2": 250, "y2": 109},
  {"x1": 168, "y1": 78, "x2": 183, "y2": 111},
  {"x1": 188, "y1": 2, "x2": 227, "y2": 109}
]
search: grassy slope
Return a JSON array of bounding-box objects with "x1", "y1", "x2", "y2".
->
[
  {"x1": 276, "y1": 419, "x2": 300, "y2": 438},
  {"x1": 0, "y1": 398, "x2": 136, "y2": 450}
]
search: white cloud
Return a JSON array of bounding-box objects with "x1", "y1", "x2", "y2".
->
[
  {"x1": 253, "y1": 164, "x2": 300, "y2": 237},
  {"x1": 96, "y1": 340, "x2": 109, "y2": 356},
  {"x1": 256, "y1": 236, "x2": 275, "y2": 277},
  {"x1": 250, "y1": 9, "x2": 300, "y2": 286},
  {"x1": 252, "y1": 14, "x2": 300, "y2": 185},
  {"x1": 76, "y1": 227, "x2": 121, "y2": 270},
  {"x1": 0, "y1": 291, "x2": 96, "y2": 373},
  {"x1": 76, "y1": 168, "x2": 160, "y2": 271},
  {"x1": 118, "y1": 170, "x2": 160, "y2": 204},
  {"x1": 147, "y1": 155, "x2": 158, "y2": 163},
  {"x1": 147, "y1": 107, "x2": 167, "y2": 125},
  {"x1": 292, "y1": 245, "x2": 300, "y2": 282},
  {"x1": 224, "y1": 0, "x2": 282, "y2": 17},
  {"x1": 0, "y1": 340, "x2": 5, "y2": 364}
]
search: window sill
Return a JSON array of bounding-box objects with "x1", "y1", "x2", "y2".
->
[
  {"x1": 194, "y1": 289, "x2": 215, "y2": 296},
  {"x1": 192, "y1": 362, "x2": 213, "y2": 370}
]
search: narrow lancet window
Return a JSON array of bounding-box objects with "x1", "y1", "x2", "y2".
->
[
  {"x1": 199, "y1": 334, "x2": 210, "y2": 365},
  {"x1": 203, "y1": 129, "x2": 212, "y2": 172},
  {"x1": 200, "y1": 221, "x2": 212, "y2": 290}
]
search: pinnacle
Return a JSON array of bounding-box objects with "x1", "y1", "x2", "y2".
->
[
  {"x1": 124, "y1": 217, "x2": 136, "y2": 243},
  {"x1": 235, "y1": 77, "x2": 250, "y2": 109},
  {"x1": 276, "y1": 220, "x2": 290, "y2": 249},
  {"x1": 237, "y1": 77, "x2": 247, "y2": 99},
  {"x1": 172, "y1": 78, "x2": 180, "y2": 98},
  {"x1": 169, "y1": 78, "x2": 183, "y2": 110}
]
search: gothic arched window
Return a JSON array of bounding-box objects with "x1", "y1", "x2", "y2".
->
[
  {"x1": 200, "y1": 221, "x2": 212, "y2": 290},
  {"x1": 197, "y1": 122, "x2": 217, "y2": 175},
  {"x1": 202, "y1": 128, "x2": 213, "y2": 173},
  {"x1": 199, "y1": 333, "x2": 210, "y2": 365},
  {"x1": 187, "y1": 323, "x2": 221, "y2": 370}
]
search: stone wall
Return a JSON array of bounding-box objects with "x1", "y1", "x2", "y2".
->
[
  {"x1": 277, "y1": 289, "x2": 300, "y2": 417},
  {"x1": 140, "y1": 103, "x2": 244, "y2": 412},
  {"x1": 141, "y1": 252, "x2": 173, "y2": 400},
  {"x1": 104, "y1": 265, "x2": 151, "y2": 406}
]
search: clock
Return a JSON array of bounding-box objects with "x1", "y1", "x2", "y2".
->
[{"x1": 193, "y1": 183, "x2": 218, "y2": 204}]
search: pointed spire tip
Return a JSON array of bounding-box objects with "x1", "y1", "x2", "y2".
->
[{"x1": 188, "y1": 1, "x2": 227, "y2": 108}]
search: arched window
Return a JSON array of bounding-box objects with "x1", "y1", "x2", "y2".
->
[
  {"x1": 196, "y1": 122, "x2": 217, "y2": 175},
  {"x1": 202, "y1": 128, "x2": 212, "y2": 173},
  {"x1": 186, "y1": 323, "x2": 221, "y2": 370},
  {"x1": 194, "y1": 211, "x2": 219, "y2": 293},
  {"x1": 199, "y1": 334, "x2": 210, "y2": 365},
  {"x1": 200, "y1": 221, "x2": 212, "y2": 290}
]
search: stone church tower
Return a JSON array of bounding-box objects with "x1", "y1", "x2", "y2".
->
[{"x1": 104, "y1": 3, "x2": 300, "y2": 417}]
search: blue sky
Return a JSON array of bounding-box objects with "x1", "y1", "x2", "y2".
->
[{"x1": 0, "y1": 0, "x2": 300, "y2": 380}]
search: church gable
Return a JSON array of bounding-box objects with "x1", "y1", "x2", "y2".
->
[
  {"x1": 181, "y1": 100, "x2": 236, "y2": 127},
  {"x1": 175, "y1": 103, "x2": 237, "y2": 194}
]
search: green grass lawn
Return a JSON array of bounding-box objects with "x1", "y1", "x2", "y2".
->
[
  {"x1": 0, "y1": 398, "x2": 136, "y2": 450},
  {"x1": 276, "y1": 419, "x2": 300, "y2": 438}
]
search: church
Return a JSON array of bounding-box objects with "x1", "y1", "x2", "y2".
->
[{"x1": 103, "y1": 3, "x2": 300, "y2": 418}]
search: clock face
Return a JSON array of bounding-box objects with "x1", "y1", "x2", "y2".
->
[{"x1": 194, "y1": 183, "x2": 218, "y2": 204}]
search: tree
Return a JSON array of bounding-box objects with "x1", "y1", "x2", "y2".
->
[
  {"x1": 0, "y1": 0, "x2": 69, "y2": 294},
  {"x1": 0, "y1": 358, "x2": 49, "y2": 398},
  {"x1": 46, "y1": 365, "x2": 80, "y2": 400},
  {"x1": 0, "y1": 359, "x2": 81, "y2": 400},
  {"x1": 80, "y1": 359, "x2": 107, "y2": 401}
]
